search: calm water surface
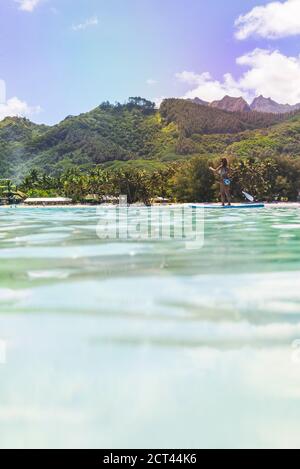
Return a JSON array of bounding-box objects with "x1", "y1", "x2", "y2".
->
[{"x1": 0, "y1": 206, "x2": 300, "y2": 448}]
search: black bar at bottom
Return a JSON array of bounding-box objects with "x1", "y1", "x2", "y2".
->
[{"x1": 3, "y1": 450, "x2": 202, "y2": 465}]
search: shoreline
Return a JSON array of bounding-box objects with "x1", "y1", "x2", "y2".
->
[{"x1": 0, "y1": 202, "x2": 299, "y2": 209}]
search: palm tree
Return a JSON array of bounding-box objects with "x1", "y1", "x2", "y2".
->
[{"x1": 0, "y1": 179, "x2": 26, "y2": 204}]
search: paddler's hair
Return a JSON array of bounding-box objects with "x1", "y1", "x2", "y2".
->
[{"x1": 221, "y1": 158, "x2": 228, "y2": 168}]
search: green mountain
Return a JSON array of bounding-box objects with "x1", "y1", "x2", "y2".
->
[{"x1": 1, "y1": 97, "x2": 300, "y2": 181}]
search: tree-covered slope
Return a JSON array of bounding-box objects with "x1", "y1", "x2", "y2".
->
[
  {"x1": 1, "y1": 97, "x2": 300, "y2": 180},
  {"x1": 160, "y1": 99, "x2": 288, "y2": 135},
  {"x1": 0, "y1": 117, "x2": 48, "y2": 178},
  {"x1": 0, "y1": 98, "x2": 178, "y2": 179}
]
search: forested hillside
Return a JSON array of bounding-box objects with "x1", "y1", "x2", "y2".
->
[
  {"x1": 1, "y1": 97, "x2": 300, "y2": 181},
  {"x1": 160, "y1": 99, "x2": 290, "y2": 135}
]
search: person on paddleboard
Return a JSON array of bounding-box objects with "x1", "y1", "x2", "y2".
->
[{"x1": 209, "y1": 158, "x2": 231, "y2": 206}]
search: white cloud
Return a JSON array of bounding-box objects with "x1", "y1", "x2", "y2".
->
[
  {"x1": 177, "y1": 49, "x2": 300, "y2": 105},
  {"x1": 0, "y1": 97, "x2": 41, "y2": 121},
  {"x1": 15, "y1": 0, "x2": 43, "y2": 12},
  {"x1": 146, "y1": 79, "x2": 158, "y2": 86},
  {"x1": 175, "y1": 2, "x2": 300, "y2": 105},
  {"x1": 72, "y1": 16, "x2": 99, "y2": 32},
  {"x1": 176, "y1": 71, "x2": 250, "y2": 102},
  {"x1": 237, "y1": 49, "x2": 300, "y2": 103},
  {"x1": 153, "y1": 96, "x2": 167, "y2": 108},
  {"x1": 0, "y1": 80, "x2": 41, "y2": 121},
  {"x1": 235, "y1": 0, "x2": 300, "y2": 40}
]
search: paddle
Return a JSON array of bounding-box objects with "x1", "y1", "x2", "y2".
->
[{"x1": 242, "y1": 191, "x2": 255, "y2": 203}]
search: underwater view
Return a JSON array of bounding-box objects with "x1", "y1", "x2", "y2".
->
[{"x1": 0, "y1": 206, "x2": 300, "y2": 449}]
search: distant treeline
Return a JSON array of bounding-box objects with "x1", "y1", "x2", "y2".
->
[{"x1": 17, "y1": 154, "x2": 300, "y2": 203}]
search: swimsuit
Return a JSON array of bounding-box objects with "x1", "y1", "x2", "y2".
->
[{"x1": 219, "y1": 167, "x2": 231, "y2": 186}]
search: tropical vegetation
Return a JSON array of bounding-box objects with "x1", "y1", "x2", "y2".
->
[{"x1": 1, "y1": 97, "x2": 300, "y2": 203}]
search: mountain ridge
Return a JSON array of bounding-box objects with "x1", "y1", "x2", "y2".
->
[
  {"x1": 192, "y1": 95, "x2": 300, "y2": 114},
  {"x1": 210, "y1": 96, "x2": 251, "y2": 113},
  {"x1": 250, "y1": 95, "x2": 300, "y2": 114}
]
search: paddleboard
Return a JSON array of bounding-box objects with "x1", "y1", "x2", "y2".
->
[{"x1": 189, "y1": 203, "x2": 265, "y2": 209}]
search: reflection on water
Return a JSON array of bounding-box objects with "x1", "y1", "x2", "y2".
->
[{"x1": 0, "y1": 207, "x2": 300, "y2": 448}]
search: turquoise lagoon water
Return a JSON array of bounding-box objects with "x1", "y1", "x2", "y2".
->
[{"x1": 0, "y1": 206, "x2": 300, "y2": 448}]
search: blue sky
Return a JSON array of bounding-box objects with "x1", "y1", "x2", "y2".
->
[{"x1": 1, "y1": 0, "x2": 300, "y2": 124}]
